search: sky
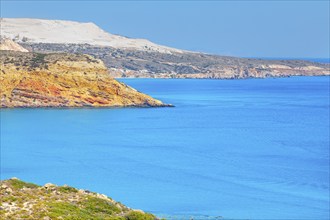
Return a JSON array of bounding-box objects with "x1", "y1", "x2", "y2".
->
[{"x1": 1, "y1": 0, "x2": 329, "y2": 58}]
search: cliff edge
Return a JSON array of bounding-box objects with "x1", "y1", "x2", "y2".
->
[{"x1": 0, "y1": 51, "x2": 171, "y2": 108}]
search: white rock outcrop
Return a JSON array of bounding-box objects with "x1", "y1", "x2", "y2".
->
[
  {"x1": 0, "y1": 18, "x2": 183, "y2": 54},
  {"x1": 0, "y1": 38, "x2": 28, "y2": 52}
]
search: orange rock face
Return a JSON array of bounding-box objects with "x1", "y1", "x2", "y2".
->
[{"x1": 0, "y1": 51, "x2": 170, "y2": 108}]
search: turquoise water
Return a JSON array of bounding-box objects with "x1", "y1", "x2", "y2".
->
[{"x1": 1, "y1": 77, "x2": 329, "y2": 219}]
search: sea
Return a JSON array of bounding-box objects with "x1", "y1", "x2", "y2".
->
[{"x1": 1, "y1": 76, "x2": 329, "y2": 219}]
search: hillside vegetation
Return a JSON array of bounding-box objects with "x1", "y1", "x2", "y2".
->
[{"x1": 0, "y1": 178, "x2": 159, "y2": 220}]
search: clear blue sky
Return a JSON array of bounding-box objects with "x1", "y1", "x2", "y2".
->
[{"x1": 1, "y1": 0, "x2": 329, "y2": 58}]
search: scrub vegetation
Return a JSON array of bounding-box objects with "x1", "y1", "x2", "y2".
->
[{"x1": 0, "y1": 178, "x2": 159, "y2": 220}]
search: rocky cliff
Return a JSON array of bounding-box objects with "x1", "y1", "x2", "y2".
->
[
  {"x1": 0, "y1": 178, "x2": 158, "y2": 220},
  {"x1": 1, "y1": 18, "x2": 328, "y2": 79},
  {"x1": 0, "y1": 51, "x2": 170, "y2": 108}
]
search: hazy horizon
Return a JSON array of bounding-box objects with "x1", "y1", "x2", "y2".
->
[{"x1": 1, "y1": 1, "x2": 329, "y2": 59}]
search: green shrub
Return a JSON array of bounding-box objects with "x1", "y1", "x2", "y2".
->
[
  {"x1": 47, "y1": 198, "x2": 123, "y2": 220},
  {"x1": 1, "y1": 196, "x2": 17, "y2": 203},
  {"x1": 125, "y1": 211, "x2": 156, "y2": 220},
  {"x1": 47, "y1": 201, "x2": 92, "y2": 220},
  {"x1": 79, "y1": 197, "x2": 121, "y2": 215},
  {"x1": 58, "y1": 186, "x2": 78, "y2": 193},
  {"x1": 8, "y1": 179, "x2": 39, "y2": 190},
  {"x1": 31, "y1": 53, "x2": 47, "y2": 68}
]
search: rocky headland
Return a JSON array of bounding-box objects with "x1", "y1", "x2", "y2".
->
[
  {"x1": 0, "y1": 178, "x2": 159, "y2": 220},
  {"x1": 1, "y1": 18, "x2": 328, "y2": 79},
  {"x1": 21, "y1": 42, "x2": 330, "y2": 79},
  {"x1": 0, "y1": 49, "x2": 171, "y2": 108}
]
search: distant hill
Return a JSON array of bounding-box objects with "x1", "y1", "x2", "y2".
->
[
  {"x1": 0, "y1": 18, "x2": 182, "y2": 54},
  {"x1": 1, "y1": 18, "x2": 329, "y2": 79}
]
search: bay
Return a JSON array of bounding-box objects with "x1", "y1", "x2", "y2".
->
[{"x1": 1, "y1": 77, "x2": 329, "y2": 219}]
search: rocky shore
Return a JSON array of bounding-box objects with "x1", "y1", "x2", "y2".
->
[
  {"x1": 0, "y1": 178, "x2": 159, "y2": 220},
  {"x1": 0, "y1": 50, "x2": 172, "y2": 108}
]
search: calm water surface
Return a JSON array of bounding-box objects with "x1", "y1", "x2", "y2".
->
[{"x1": 1, "y1": 77, "x2": 329, "y2": 219}]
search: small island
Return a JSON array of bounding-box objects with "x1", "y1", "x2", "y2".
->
[{"x1": 0, "y1": 178, "x2": 159, "y2": 220}]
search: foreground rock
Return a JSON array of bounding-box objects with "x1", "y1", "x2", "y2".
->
[
  {"x1": 0, "y1": 178, "x2": 159, "y2": 220},
  {"x1": 0, "y1": 51, "x2": 171, "y2": 108}
]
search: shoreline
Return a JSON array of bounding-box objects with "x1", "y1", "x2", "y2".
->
[{"x1": 115, "y1": 74, "x2": 330, "y2": 80}]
